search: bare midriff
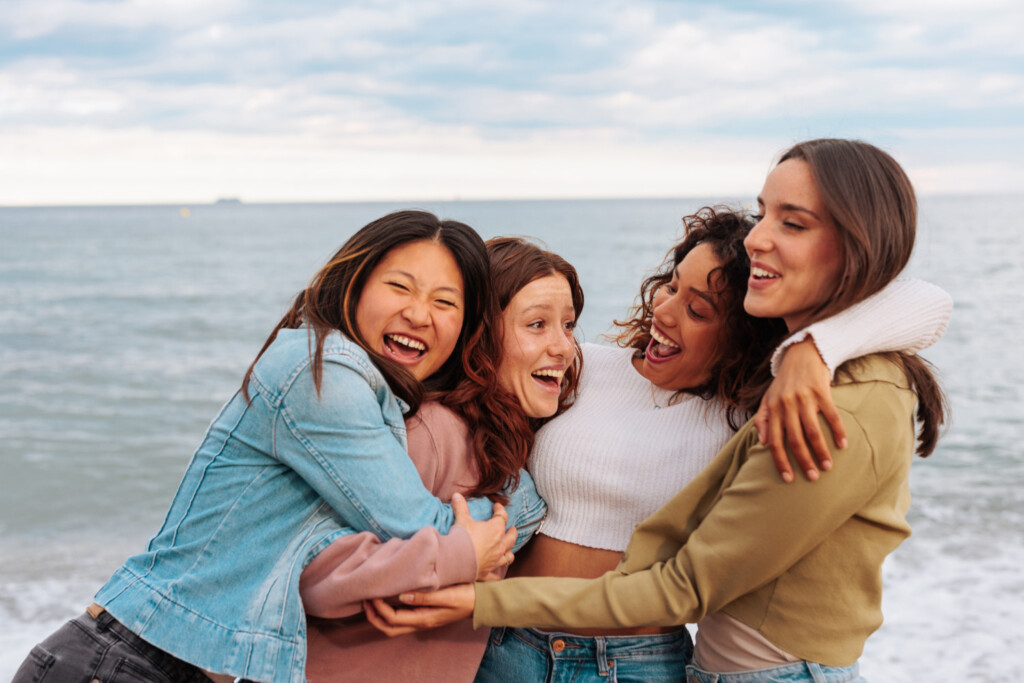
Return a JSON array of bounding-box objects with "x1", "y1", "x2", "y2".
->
[{"x1": 508, "y1": 533, "x2": 679, "y2": 637}]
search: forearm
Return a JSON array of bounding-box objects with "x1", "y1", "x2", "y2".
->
[
  {"x1": 771, "y1": 277, "x2": 953, "y2": 376},
  {"x1": 276, "y1": 364, "x2": 498, "y2": 540},
  {"x1": 301, "y1": 526, "x2": 477, "y2": 618},
  {"x1": 476, "y1": 415, "x2": 878, "y2": 632}
]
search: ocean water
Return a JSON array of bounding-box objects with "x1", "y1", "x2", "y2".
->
[{"x1": 1, "y1": 197, "x2": 1021, "y2": 680}]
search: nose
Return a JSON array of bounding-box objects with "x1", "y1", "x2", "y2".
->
[
  {"x1": 548, "y1": 326, "x2": 575, "y2": 360},
  {"x1": 652, "y1": 290, "x2": 679, "y2": 329},
  {"x1": 744, "y1": 217, "x2": 771, "y2": 255},
  {"x1": 402, "y1": 298, "x2": 431, "y2": 327}
]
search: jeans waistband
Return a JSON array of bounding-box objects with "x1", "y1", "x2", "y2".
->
[
  {"x1": 686, "y1": 659, "x2": 862, "y2": 683},
  {"x1": 510, "y1": 625, "x2": 691, "y2": 659}
]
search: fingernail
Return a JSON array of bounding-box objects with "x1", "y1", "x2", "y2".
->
[
  {"x1": 821, "y1": 460, "x2": 832, "y2": 471},
  {"x1": 452, "y1": 492, "x2": 463, "y2": 501},
  {"x1": 838, "y1": 438, "x2": 848, "y2": 448},
  {"x1": 399, "y1": 593, "x2": 413, "y2": 603},
  {"x1": 806, "y1": 469, "x2": 819, "y2": 481},
  {"x1": 782, "y1": 471, "x2": 793, "y2": 483}
]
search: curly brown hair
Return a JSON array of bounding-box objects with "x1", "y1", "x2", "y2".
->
[{"x1": 613, "y1": 206, "x2": 787, "y2": 429}]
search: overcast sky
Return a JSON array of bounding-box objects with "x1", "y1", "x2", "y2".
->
[{"x1": 2, "y1": 0, "x2": 1022, "y2": 205}]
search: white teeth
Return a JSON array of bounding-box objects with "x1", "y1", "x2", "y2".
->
[
  {"x1": 533, "y1": 368, "x2": 565, "y2": 381},
  {"x1": 651, "y1": 328, "x2": 679, "y2": 348},
  {"x1": 386, "y1": 334, "x2": 426, "y2": 351},
  {"x1": 751, "y1": 266, "x2": 779, "y2": 279}
]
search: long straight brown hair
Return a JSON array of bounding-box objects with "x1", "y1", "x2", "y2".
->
[
  {"x1": 241, "y1": 210, "x2": 492, "y2": 414},
  {"x1": 768, "y1": 139, "x2": 948, "y2": 456}
]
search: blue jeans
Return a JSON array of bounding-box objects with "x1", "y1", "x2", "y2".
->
[
  {"x1": 475, "y1": 626, "x2": 693, "y2": 683},
  {"x1": 686, "y1": 660, "x2": 864, "y2": 683}
]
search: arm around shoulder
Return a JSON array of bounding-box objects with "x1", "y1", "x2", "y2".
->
[{"x1": 770, "y1": 277, "x2": 953, "y2": 377}]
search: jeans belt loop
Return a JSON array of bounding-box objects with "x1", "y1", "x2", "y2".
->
[
  {"x1": 596, "y1": 636, "x2": 611, "y2": 675},
  {"x1": 805, "y1": 661, "x2": 827, "y2": 683}
]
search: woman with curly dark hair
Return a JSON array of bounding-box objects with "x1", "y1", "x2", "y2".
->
[{"x1": 369, "y1": 199, "x2": 952, "y2": 683}]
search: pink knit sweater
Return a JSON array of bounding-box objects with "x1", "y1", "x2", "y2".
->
[{"x1": 300, "y1": 401, "x2": 495, "y2": 682}]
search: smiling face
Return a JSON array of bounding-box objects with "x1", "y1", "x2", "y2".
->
[
  {"x1": 744, "y1": 158, "x2": 844, "y2": 332},
  {"x1": 497, "y1": 274, "x2": 577, "y2": 418},
  {"x1": 354, "y1": 239, "x2": 465, "y2": 381},
  {"x1": 637, "y1": 242, "x2": 726, "y2": 391}
]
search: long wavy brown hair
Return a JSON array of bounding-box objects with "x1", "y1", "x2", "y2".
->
[
  {"x1": 240, "y1": 210, "x2": 492, "y2": 413},
  {"x1": 614, "y1": 207, "x2": 787, "y2": 429},
  {"x1": 755, "y1": 138, "x2": 948, "y2": 457},
  {"x1": 437, "y1": 236, "x2": 585, "y2": 502}
]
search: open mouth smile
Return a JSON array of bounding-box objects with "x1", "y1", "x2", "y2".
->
[
  {"x1": 646, "y1": 325, "x2": 681, "y2": 362},
  {"x1": 531, "y1": 367, "x2": 565, "y2": 391},
  {"x1": 383, "y1": 333, "x2": 428, "y2": 363},
  {"x1": 751, "y1": 265, "x2": 780, "y2": 280}
]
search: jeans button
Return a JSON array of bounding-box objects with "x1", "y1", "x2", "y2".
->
[{"x1": 551, "y1": 639, "x2": 566, "y2": 653}]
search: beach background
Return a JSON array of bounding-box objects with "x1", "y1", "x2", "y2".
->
[
  {"x1": 1, "y1": 195, "x2": 1021, "y2": 681},
  {"x1": 3, "y1": 0, "x2": 1023, "y2": 679}
]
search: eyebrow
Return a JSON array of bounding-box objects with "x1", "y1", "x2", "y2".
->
[
  {"x1": 688, "y1": 287, "x2": 719, "y2": 311},
  {"x1": 520, "y1": 302, "x2": 574, "y2": 316},
  {"x1": 756, "y1": 196, "x2": 823, "y2": 221},
  {"x1": 673, "y1": 264, "x2": 719, "y2": 311}
]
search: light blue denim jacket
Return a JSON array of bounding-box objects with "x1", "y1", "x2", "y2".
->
[{"x1": 95, "y1": 329, "x2": 546, "y2": 683}]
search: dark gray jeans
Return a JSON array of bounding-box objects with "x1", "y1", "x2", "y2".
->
[{"x1": 13, "y1": 609, "x2": 213, "y2": 683}]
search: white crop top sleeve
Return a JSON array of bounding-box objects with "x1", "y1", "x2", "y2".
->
[{"x1": 770, "y1": 277, "x2": 953, "y2": 377}]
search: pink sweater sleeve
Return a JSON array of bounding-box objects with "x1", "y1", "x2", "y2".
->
[
  {"x1": 300, "y1": 525, "x2": 477, "y2": 618},
  {"x1": 299, "y1": 402, "x2": 481, "y2": 618}
]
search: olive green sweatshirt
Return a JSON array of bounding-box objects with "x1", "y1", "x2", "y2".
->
[{"x1": 475, "y1": 355, "x2": 918, "y2": 667}]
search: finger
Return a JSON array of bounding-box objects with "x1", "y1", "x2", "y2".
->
[
  {"x1": 451, "y1": 492, "x2": 470, "y2": 524},
  {"x1": 491, "y1": 501, "x2": 509, "y2": 527},
  {"x1": 819, "y1": 399, "x2": 848, "y2": 452},
  {"x1": 364, "y1": 600, "x2": 417, "y2": 637},
  {"x1": 501, "y1": 526, "x2": 517, "y2": 553},
  {"x1": 398, "y1": 591, "x2": 443, "y2": 607},
  {"x1": 754, "y1": 401, "x2": 769, "y2": 445},
  {"x1": 373, "y1": 600, "x2": 451, "y2": 628},
  {"x1": 786, "y1": 396, "x2": 819, "y2": 481},
  {"x1": 766, "y1": 405, "x2": 793, "y2": 483},
  {"x1": 799, "y1": 396, "x2": 833, "y2": 472}
]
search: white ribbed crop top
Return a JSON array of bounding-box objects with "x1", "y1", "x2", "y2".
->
[{"x1": 529, "y1": 343, "x2": 733, "y2": 551}]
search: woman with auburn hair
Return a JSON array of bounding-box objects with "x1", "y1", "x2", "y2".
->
[
  {"x1": 298, "y1": 237, "x2": 583, "y2": 682},
  {"x1": 12, "y1": 211, "x2": 546, "y2": 683},
  {"x1": 369, "y1": 141, "x2": 951, "y2": 683}
]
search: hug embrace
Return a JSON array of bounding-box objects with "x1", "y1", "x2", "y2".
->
[{"x1": 15, "y1": 138, "x2": 952, "y2": 683}]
